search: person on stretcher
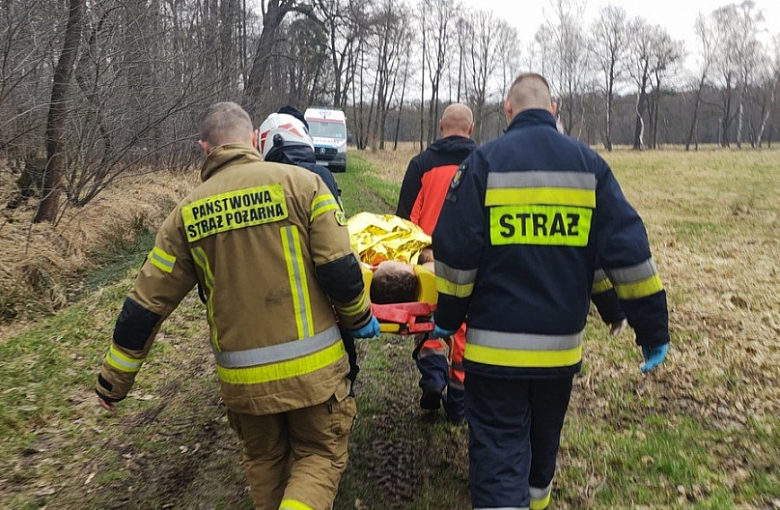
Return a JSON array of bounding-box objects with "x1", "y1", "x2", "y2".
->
[{"x1": 347, "y1": 212, "x2": 435, "y2": 304}]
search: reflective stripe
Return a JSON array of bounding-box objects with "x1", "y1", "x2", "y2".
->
[
  {"x1": 281, "y1": 226, "x2": 315, "y2": 339},
  {"x1": 468, "y1": 328, "x2": 582, "y2": 351},
  {"x1": 606, "y1": 259, "x2": 664, "y2": 300},
  {"x1": 606, "y1": 259, "x2": 658, "y2": 284},
  {"x1": 310, "y1": 194, "x2": 340, "y2": 221},
  {"x1": 149, "y1": 247, "x2": 176, "y2": 273},
  {"x1": 216, "y1": 340, "x2": 346, "y2": 385},
  {"x1": 436, "y1": 276, "x2": 474, "y2": 298},
  {"x1": 485, "y1": 188, "x2": 595, "y2": 208},
  {"x1": 486, "y1": 171, "x2": 596, "y2": 208},
  {"x1": 334, "y1": 292, "x2": 367, "y2": 316},
  {"x1": 435, "y1": 261, "x2": 478, "y2": 285},
  {"x1": 488, "y1": 171, "x2": 596, "y2": 190},
  {"x1": 465, "y1": 328, "x2": 583, "y2": 368},
  {"x1": 530, "y1": 483, "x2": 553, "y2": 500},
  {"x1": 474, "y1": 507, "x2": 528, "y2": 510},
  {"x1": 105, "y1": 345, "x2": 145, "y2": 373},
  {"x1": 214, "y1": 325, "x2": 340, "y2": 368},
  {"x1": 592, "y1": 269, "x2": 613, "y2": 294},
  {"x1": 192, "y1": 247, "x2": 220, "y2": 352},
  {"x1": 614, "y1": 274, "x2": 664, "y2": 300},
  {"x1": 279, "y1": 499, "x2": 316, "y2": 510},
  {"x1": 530, "y1": 492, "x2": 551, "y2": 510},
  {"x1": 418, "y1": 347, "x2": 448, "y2": 359}
]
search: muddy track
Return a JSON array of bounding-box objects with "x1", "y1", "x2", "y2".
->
[{"x1": 347, "y1": 342, "x2": 470, "y2": 508}]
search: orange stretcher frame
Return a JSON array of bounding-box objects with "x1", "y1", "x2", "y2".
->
[{"x1": 361, "y1": 265, "x2": 438, "y2": 335}]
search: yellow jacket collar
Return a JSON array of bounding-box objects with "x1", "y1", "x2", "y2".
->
[{"x1": 201, "y1": 144, "x2": 262, "y2": 181}]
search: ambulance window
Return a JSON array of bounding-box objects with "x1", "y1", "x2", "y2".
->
[{"x1": 308, "y1": 120, "x2": 346, "y2": 140}]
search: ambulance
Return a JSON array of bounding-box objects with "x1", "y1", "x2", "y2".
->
[{"x1": 304, "y1": 107, "x2": 348, "y2": 173}]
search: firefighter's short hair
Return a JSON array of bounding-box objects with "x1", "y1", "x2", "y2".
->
[
  {"x1": 371, "y1": 269, "x2": 419, "y2": 304},
  {"x1": 201, "y1": 102, "x2": 253, "y2": 146},
  {"x1": 510, "y1": 73, "x2": 551, "y2": 93}
]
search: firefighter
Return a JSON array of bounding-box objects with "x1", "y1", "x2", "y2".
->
[
  {"x1": 95, "y1": 102, "x2": 380, "y2": 510},
  {"x1": 259, "y1": 107, "x2": 360, "y2": 386},
  {"x1": 396, "y1": 103, "x2": 477, "y2": 423},
  {"x1": 431, "y1": 74, "x2": 670, "y2": 510}
]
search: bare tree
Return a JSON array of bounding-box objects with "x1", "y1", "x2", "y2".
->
[
  {"x1": 755, "y1": 36, "x2": 779, "y2": 147},
  {"x1": 590, "y1": 5, "x2": 627, "y2": 151},
  {"x1": 423, "y1": 0, "x2": 453, "y2": 145},
  {"x1": 468, "y1": 10, "x2": 500, "y2": 143},
  {"x1": 647, "y1": 31, "x2": 684, "y2": 148},
  {"x1": 34, "y1": 0, "x2": 85, "y2": 223},
  {"x1": 627, "y1": 18, "x2": 655, "y2": 150},
  {"x1": 686, "y1": 14, "x2": 717, "y2": 151}
]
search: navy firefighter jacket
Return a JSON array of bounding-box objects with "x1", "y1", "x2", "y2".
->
[{"x1": 432, "y1": 109, "x2": 670, "y2": 379}]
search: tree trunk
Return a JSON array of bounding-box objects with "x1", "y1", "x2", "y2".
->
[
  {"x1": 34, "y1": 0, "x2": 85, "y2": 223},
  {"x1": 685, "y1": 76, "x2": 706, "y2": 151}
]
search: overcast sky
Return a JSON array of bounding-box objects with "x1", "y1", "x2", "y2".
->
[{"x1": 463, "y1": 0, "x2": 780, "y2": 68}]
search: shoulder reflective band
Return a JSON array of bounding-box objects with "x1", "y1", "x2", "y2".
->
[
  {"x1": 464, "y1": 328, "x2": 583, "y2": 368},
  {"x1": 486, "y1": 171, "x2": 596, "y2": 208},
  {"x1": 149, "y1": 247, "x2": 176, "y2": 273},
  {"x1": 435, "y1": 261, "x2": 478, "y2": 298},
  {"x1": 214, "y1": 324, "x2": 340, "y2": 368},
  {"x1": 181, "y1": 184, "x2": 289, "y2": 242},
  {"x1": 281, "y1": 225, "x2": 315, "y2": 339},
  {"x1": 192, "y1": 247, "x2": 220, "y2": 352},
  {"x1": 592, "y1": 269, "x2": 613, "y2": 294},
  {"x1": 105, "y1": 344, "x2": 146, "y2": 373},
  {"x1": 606, "y1": 258, "x2": 664, "y2": 300},
  {"x1": 216, "y1": 337, "x2": 346, "y2": 385},
  {"x1": 310, "y1": 194, "x2": 340, "y2": 222},
  {"x1": 489, "y1": 205, "x2": 592, "y2": 247},
  {"x1": 280, "y1": 499, "x2": 317, "y2": 510}
]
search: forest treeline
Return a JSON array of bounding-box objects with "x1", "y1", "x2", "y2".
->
[{"x1": 1, "y1": 0, "x2": 778, "y2": 222}]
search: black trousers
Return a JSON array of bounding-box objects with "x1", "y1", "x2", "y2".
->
[{"x1": 465, "y1": 372, "x2": 573, "y2": 509}]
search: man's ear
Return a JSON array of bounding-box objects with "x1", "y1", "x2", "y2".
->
[
  {"x1": 252, "y1": 129, "x2": 259, "y2": 149},
  {"x1": 198, "y1": 140, "x2": 211, "y2": 156},
  {"x1": 439, "y1": 119, "x2": 444, "y2": 134},
  {"x1": 503, "y1": 99, "x2": 513, "y2": 123},
  {"x1": 468, "y1": 123, "x2": 474, "y2": 136},
  {"x1": 550, "y1": 101, "x2": 558, "y2": 117}
]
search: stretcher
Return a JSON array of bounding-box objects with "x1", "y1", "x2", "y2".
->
[{"x1": 361, "y1": 265, "x2": 438, "y2": 335}]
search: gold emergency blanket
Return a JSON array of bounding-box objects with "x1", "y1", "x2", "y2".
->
[{"x1": 348, "y1": 212, "x2": 431, "y2": 266}]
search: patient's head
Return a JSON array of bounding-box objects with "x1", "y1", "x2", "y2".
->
[{"x1": 371, "y1": 261, "x2": 419, "y2": 304}]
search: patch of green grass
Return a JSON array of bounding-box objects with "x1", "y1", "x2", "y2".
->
[{"x1": 336, "y1": 154, "x2": 401, "y2": 215}]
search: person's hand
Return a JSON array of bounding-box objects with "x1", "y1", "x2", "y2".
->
[
  {"x1": 97, "y1": 394, "x2": 116, "y2": 413},
  {"x1": 609, "y1": 319, "x2": 628, "y2": 337},
  {"x1": 350, "y1": 316, "x2": 380, "y2": 339},
  {"x1": 430, "y1": 324, "x2": 456, "y2": 339},
  {"x1": 640, "y1": 343, "x2": 668, "y2": 373}
]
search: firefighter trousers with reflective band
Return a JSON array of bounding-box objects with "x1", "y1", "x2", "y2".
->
[
  {"x1": 227, "y1": 381, "x2": 357, "y2": 510},
  {"x1": 415, "y1": 325, "x2": 466, "y2": 392},
  {"x1": 465, "y1": 372, "x2": 573, "y2": 510}
]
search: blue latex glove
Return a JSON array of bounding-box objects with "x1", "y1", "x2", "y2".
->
[
  {"x1": 350, "y1": 316, "x2": 380, "y2": 339},
  {"x1": 430, "y1": 324, "x2": 456, "y2": 339},
  {"x1": 640, "y1": 343, "x2": 668, "y2": 373}
]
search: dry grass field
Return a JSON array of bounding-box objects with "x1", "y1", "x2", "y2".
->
[{"x1": 0, "y1": 146, "x2": 778, "y2": 509}]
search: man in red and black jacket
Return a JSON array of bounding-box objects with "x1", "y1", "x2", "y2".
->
[{"x1": 396, "y1": 103, "x2": 477, "y2": 423}]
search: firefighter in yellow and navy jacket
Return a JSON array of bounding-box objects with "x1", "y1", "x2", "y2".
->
[
  {"x1": 94, "y1": 102, "x2": 380, "y2": 510},
  {"x1": 430, "y1": 74, "x2": 670, "y2": 510}
]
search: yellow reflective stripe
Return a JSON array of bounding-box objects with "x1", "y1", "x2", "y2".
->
[
  {"x1": 149, "y1": 247, "x2": 176, "y2": 273},
  {"x1": 614, "y1": 274, "x2": 664, "y2": 300},
  {"x1": 485, "y1": 187, "x2": 596, "y2": 208},
  {"x1": 192, "y1": 247, "x2": 220, "y2": 352},
  {"x1": 216, "y1": 340, "x2": 346, "y2": 385},
  {"x1": 464, "y1": 343, "x2": 582, "y2": 368},
  {"x1": 312, "y1": 194, "x2": 336, "y2": 207},
  {"x1": 310, "y1": 202, "x2": 340, "y2": 221},
  {"x1": 436, "y1": 276, "x2": 474, "y2": 298},
  {"x1": 593, "y1": 278, "x2": 613, "y2": 294},
  {"x1": 531, "y1": 492, "x2": 552, "y2": 510},
  {"x1": 335, "y1": 292, "x2": 367, "y2": 316},
  {"x1": 279, "y1": 499, "x2": 317, "y2": 510},
  {"x1": 281, "y1": 226, "x2": 314, "y2": 339},
  {"x1": 105, "y1": 345, "x2": 146, "y2": 373}
]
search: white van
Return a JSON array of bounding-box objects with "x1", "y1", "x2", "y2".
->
[{"x1": 304, "y1": 107, "x2": 348, "y2": 173}]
